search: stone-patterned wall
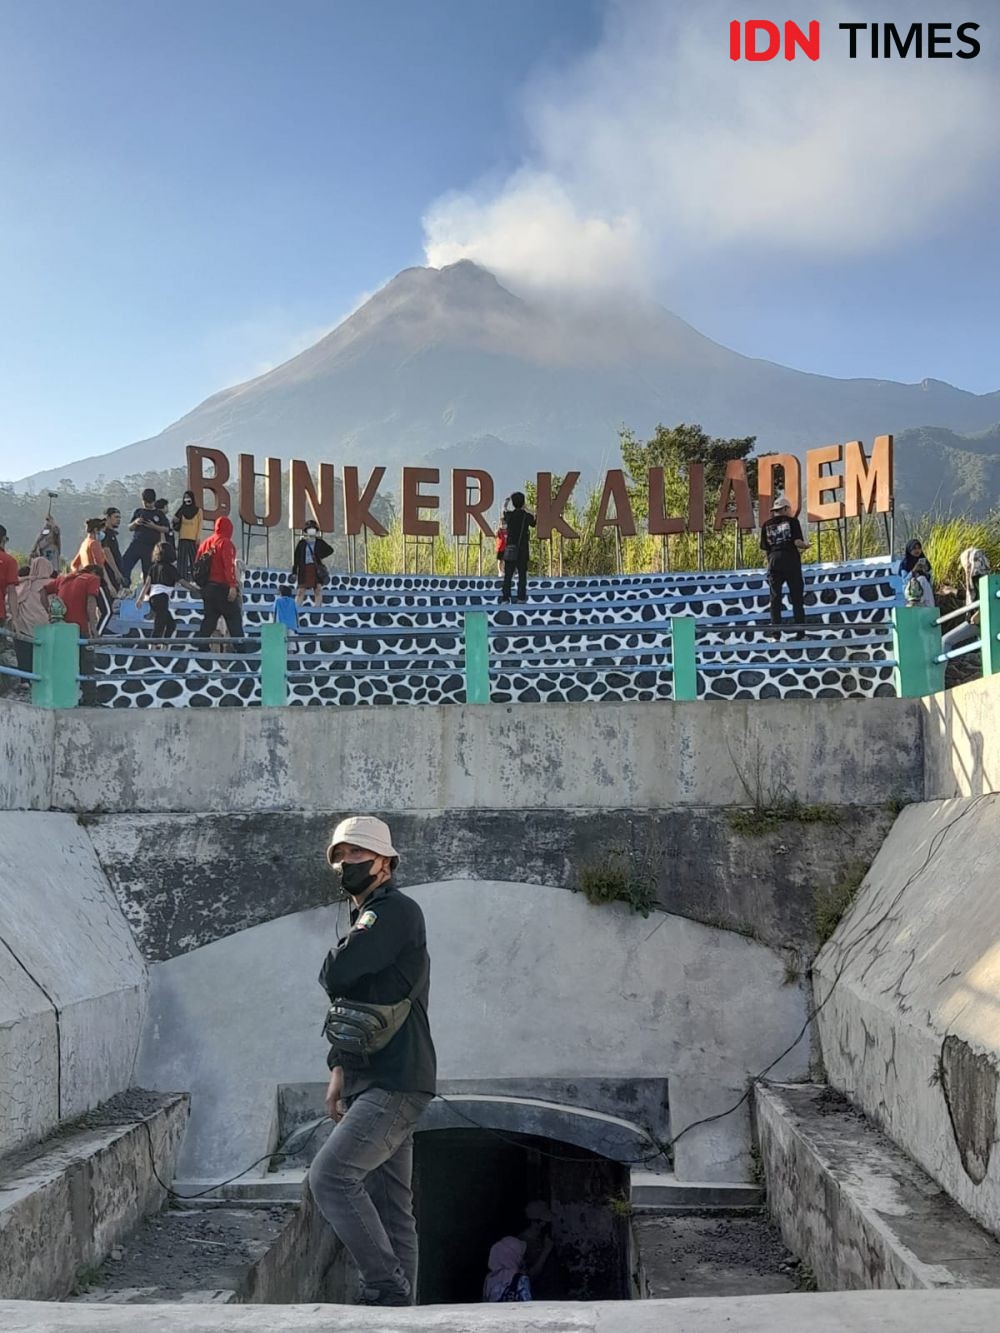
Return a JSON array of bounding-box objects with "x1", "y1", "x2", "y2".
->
[{"x1": 90, "y1": 560, "x2": 900, "y2": 707}]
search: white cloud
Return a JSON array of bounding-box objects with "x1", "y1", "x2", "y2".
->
[{"x1": 423, "y1": 0, "x2": 999, "y2": 295}]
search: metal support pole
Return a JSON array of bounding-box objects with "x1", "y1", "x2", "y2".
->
[
  {"x1": 892, "y1": 606, "x2": 945, "y2": 698},
  {"x1": 260, "y1": 622, "x2": 288, "y2": 707},
  {"x1": 670, "y1": 617, "x2": 697, "y2": 701},
  {"x1": 32, "y1": 622, "x2": 79, "y2": 708},
  {"x1": 463, "y1": 611, "x2": 490, "y2": 704}
]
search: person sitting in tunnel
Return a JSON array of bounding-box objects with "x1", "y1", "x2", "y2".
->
[
  {"x1": 309, "y1": 816, "x2": 436, "y2": 1308},
  {"x1": 483, "y1": 1205, "x2": 555, "y2": 1302}
]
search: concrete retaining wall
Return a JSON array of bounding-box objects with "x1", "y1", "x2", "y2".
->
[
  {"x1": 922, "y1": 675, "x2": 1000, "y2": 799},
  {"x1": 48, "y1": 697, "x2": 920, "y2": 813},
  {"x1": 757, "y1": 1083, "x2": 1000, "y2": 1291},
  {"x1": 0, "y1": 814, "x2": 149, "y2": 1155},
  {"x1": 0, "y1": 1093, "x2": 188, "y2": 1300},
  {"x1": 85, "y1": 806, "x2": 894, "y2": 961},
  {"x1": 814, "y1": 795, "x2": 1000, "y2": 1237},
  {"x1": 136, "y1": 881, "x2": 808, "y2": 1189},
  {"x1": 0, "y1": 701, "x2": 52, "y2": 811}
]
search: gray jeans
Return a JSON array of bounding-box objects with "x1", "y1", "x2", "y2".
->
[{"x1": 308, "y1": 1088, "x2": 432, "y2": 1304}]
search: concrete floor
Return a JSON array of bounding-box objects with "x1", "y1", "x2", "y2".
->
[
  {"x1": 4, "y1": 1290, "x2": 1000, "y2": 1331},
  {"x1": 633, "y1": 1214, "x2": 803, "y2": 1298}
]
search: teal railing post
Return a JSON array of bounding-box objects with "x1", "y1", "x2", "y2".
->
[
  {"x1": 259, "y1": 623, "x2": 288, "y2": 706},
  {"x1": 979, "y1": 573, "x2": 1000, "y2": 678},
  {"x1": 32, "y1": 622, "x2": 79, "y2": 708},
  {"x1": 891, "y1": 606, "x2": 945, "y2": 698},
  {"x1": 463, "y1": 611, "x2": 490, "y2": 704},
  {"x1": 670, "y1": 616, "x2": 697, "y2": 701}
]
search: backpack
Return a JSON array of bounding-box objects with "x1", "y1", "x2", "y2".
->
[
  {"x1": 192, "y1": 550, "x2": 214, "y2": 589},
  {"x1": 903, "y1": 574, "x2": 923, "y2": 608}
]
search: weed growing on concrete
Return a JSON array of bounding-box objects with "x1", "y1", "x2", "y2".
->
[
  {"x1": 577, "y1": 857, "x2": 656, "y2": 918},
  {"x1": 796, "y1": 1262, "x2": 818, "y2": 1292},
  {"x1": 72, "y1": 1263, "x2": 103, "y2": 1294},
  {"x1": 699, "y1": 912, "x2": 764, "y2": 944},
  {"x1": 607, "y1": 1192, "x2": 634, "y2": 1219},
  {"x1": 813, "y1": 866, "x2": 867, "y2": 948},
  {"x1": 782, "y1": 951, "x2": 803, "y2": 986},
  {"x1": 727, "y1": 800, "x2": 841, "y2": 837}
]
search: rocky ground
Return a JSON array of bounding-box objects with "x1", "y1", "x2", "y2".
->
[{"x1": 633, "y1": 1212, "x2": 807, "y2": 1299}]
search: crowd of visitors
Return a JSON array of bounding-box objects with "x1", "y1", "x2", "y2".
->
[{"x1": 0, "y1": 486, "x2": 993, "y2": 688}]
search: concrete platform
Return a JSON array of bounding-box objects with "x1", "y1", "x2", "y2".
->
[
  {"x1": 3, "y1": 1290, "x2": 1000, "y2": 1330},
  {"x1": 0, "y1": 1092, "x2": 189, "y2": 1301},
  {"x1": 756, "y1": 1082, "x2": 1000, "y2": 1290}
]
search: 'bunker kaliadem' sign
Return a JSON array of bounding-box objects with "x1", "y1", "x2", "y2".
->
[{"x1": 187, "y1": 435, "x2": 893, "y2": 540}]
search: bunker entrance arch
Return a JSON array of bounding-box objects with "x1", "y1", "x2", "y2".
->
[{"x1": 413, "y1": 1126, "x2": 631, "y2": 1304}]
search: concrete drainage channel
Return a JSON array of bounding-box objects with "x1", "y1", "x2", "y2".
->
[
  {"x1": 0, "y1": 1091, "x2": 352, "y2": 1308},
  {"x1": 0, "y1": 1084, "x2": 805, "y2": 1310}
]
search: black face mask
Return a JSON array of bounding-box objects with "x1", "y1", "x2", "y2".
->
[{"x1": 336, "y1": 859, "x2": 377, "y2": 898}]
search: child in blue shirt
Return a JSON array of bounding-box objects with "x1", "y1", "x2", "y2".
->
[{"x1": 273, "y1": 584, "x2": 300, "y2": 639}]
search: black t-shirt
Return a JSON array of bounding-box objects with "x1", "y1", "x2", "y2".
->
[
  {"x1": 760, "y1": 515, "x2": 804, "y2": 561},
  {"x1": 149, "y1": 562, "x2": 179, "y2": 590},
  {"x1": 319, "y1": 882, "x2": 437, "y2": 1099},
  {"x1": 504, "y1": 507, "x2": 536, "y2": 555},
  {"x1": 130, "y1": 507, "x2": 169, "y2": 548}
]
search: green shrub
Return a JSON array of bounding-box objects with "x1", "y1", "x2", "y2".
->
[
  {"x1": 814, "y1": 866, "x2": 867, "y2": 947},
  {"x1": 577, "y1": 858, "x2": 657, "y2": 918},
  {"x1": 727, "y1": 801, "x2": 840, "y2": 837}
]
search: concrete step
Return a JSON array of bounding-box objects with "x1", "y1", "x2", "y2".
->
[
  {"x1": 630, "y1": 1172, "x2": 763, "y2": 1211},
  {"x1": 756, "y1": 1082, "x2": 1000, "y2": 1290},
  {"x1": 0, "y1": 1091, "x2": 189, "y2": 1301},
  {"x1": 66, "y1": 1199, "x2": 348, "y2": 1305}
]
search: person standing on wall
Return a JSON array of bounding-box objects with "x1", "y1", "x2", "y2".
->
[
  {"x1": 194, "y1": 516, "x2": 245, "y2": 646},
  {"x1": 759, "y1": 494, "x2": 809, "y2": 637},
  {"x1": 30, "y1": 510, "x2": 61, "y2": 568},
  {"x1": 101, "y1": 508, "x2": 127, "y2": 592},
  {"x1": 120, "y1": 488, "x2": 170, "y2": 585},
  {"x1": 174, "y1": 491, "x2": 203, "y2": 583},
  {"x1": 292, "y1": 520, "x2": 333, "y2": 609},
  {"x1": 310, "y1": 816, "x2": 436, "y2": 1308},
  {"x1": 500, "y1": 492, "x2": 536, "y2": 605}
]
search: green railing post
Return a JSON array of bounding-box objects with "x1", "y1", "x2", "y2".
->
[
  {"x1": 463, "y1": 611, "x2": 490, "y2": 704},
  {"x1": 32, "y1": 622, "x2": 80, "y2": 708},
  {"x1": 891, "y1": 606, "x2": 945, "y2": 698},
  {"x1": 979, "y1": 573, "x2": 1000, "y2": 678},
  {"x1": 670, "y1": 616, "x2": 697, "y2": 701},
  {"x1": 259, "y1": 623, "x2": 288, "y2": 707}
]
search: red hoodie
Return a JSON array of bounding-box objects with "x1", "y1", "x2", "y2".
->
[{"x1": 196, "y1": 515, "x2": 237, "y2": 588}]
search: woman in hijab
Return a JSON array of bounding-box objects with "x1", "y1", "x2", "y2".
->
[
  {"x1": 483, "y1": 1236, "x2": 531, "y2": 1302},
  {"x1": 9, "y1": 556, "x2": 54, "y2": 672},
  {"x1": 899, "y1": 538, "x2": 932, "y2": 582},
  {"x1": 174, "y1": 491, "x2": 203, "y2": 583}
]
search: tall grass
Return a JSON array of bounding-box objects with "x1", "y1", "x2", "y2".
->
[
  {"x1": 907, "y1": 515, "x2": 1000, "y2": 589},
  {"x1": 349, "y1": 510, "x2": 1000, "y2": 580}
]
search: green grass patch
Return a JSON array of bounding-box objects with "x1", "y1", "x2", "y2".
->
[
  {"x1": 577, "y1": 858, "x2": 657, "y2": 918},
  {"x1": 814, "y1": 866, "x2": 867, "y2": 948},
  {"x1": 727, "y1": 801, "x2": 841, "y2": 837}
]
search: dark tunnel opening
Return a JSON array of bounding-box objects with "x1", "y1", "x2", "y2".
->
[{"x1": 413, "y1": 1127, "x2": 632, "y2": 1305}]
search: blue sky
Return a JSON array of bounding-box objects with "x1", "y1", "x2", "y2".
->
[{"x1": 1, "y1": 0, "x2": 998, "y2": 480}]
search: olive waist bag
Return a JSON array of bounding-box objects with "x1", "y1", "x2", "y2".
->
[{"x1": 323, "y1": 959, "x2": 428, "y2": 1063}]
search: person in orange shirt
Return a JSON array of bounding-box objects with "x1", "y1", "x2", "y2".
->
[{"x1": 71, "y1": 517, "x2": 120, "y2": 601}]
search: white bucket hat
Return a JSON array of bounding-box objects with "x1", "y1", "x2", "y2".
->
[
  {"x1": 327, "y1": 815, "x2": 399, "y2": 865},
  {"x1": 772, "y1": 494, "x2": 791, "y2": 511}
]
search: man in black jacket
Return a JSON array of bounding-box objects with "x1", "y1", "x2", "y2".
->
[
  {"x1": 309, "y1": 816, "x2": 436, "y2": 1307},
  {"x1": 759, "y1": 494, "x2": 809, "y2": 635},
  {"x1": 500, "y1": 492, "x2": 537, "y2": 604}
]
